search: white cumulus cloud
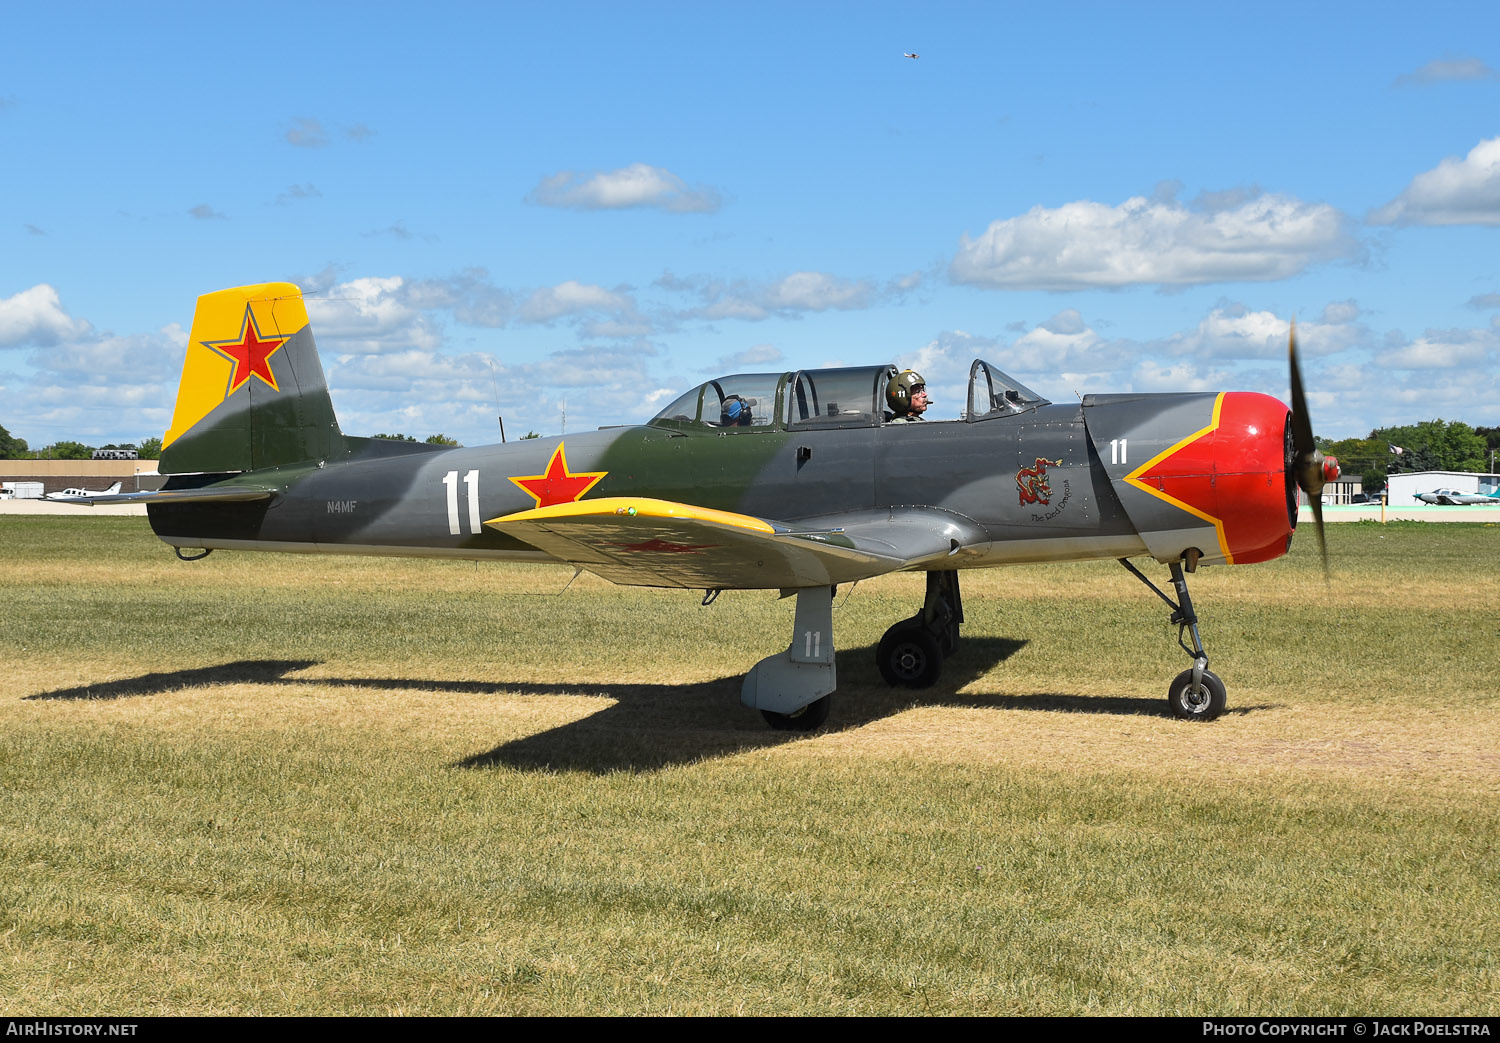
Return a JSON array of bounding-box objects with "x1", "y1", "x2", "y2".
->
[
  {"x1": 951, "y1": 191, "x2": 1350, "y2": 289},
  {"x1": 665, "y1": 270, "x2": 881, "y2": 321},
  {"x1": 304, "y1": 276, "x2": 443, "y2": 354},
  {"x1": 330, "y1": 349, "x2": 495, "y2": 393},
  {"x1": 1160, "y1": 303, "x2": 1366, "y2": 360},
  {"x1": 1004, "y1": 313, "x2": 1135, "y2": 387},
  {"x1": 1131, "y1": 359, "x2": 1238, "y2": 393},
  {"x1": 1374, "y1": 326, "x2": 1499, "y2": 369},
  {"x1": 519, "y1": 281, "x2": 637, "y2": 324},
  {"x1": 765, "y1": 272, "x2": 871, "y2": 312},
  {"x1": 0, "y1": 285, "x2": 93, "y2": 348},
  {"x1": 28, "y1": 327, "x2": 185, "y2": 379},
  {"x1": 405, "y1": 269, "x2": 514, "y2": 328},
  {"x1": 528, "y1": 163, "x2": 722, "y2": 213},
  {"x1": 1163, "y1": 305, "x2": 1289, "y2": 359},
  {"x1": 1369, "y1": 136, "x2": 1500, "y2": 226}
]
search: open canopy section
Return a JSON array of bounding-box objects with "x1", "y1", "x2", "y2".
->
[
  {"x1": 966, "y1": 360, "x2": 1049, "y2": 420},
  {"x1": 646, "y1": 360, "x2": 1048, "y2": 431},
  {"x1": 784, "y1": 366, "x2": 894, "y2": 429}
]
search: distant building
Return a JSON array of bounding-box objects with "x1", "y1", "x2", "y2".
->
[
  {"x1": 1386, "y1": 471, "x2": 1500, "y2": 506},
  {"x1": 91, "y1": 448, "x2": 139, "y2": 460},
  {"x1": 1, "y1": 481, "x2": 45, "y2": 499},
  {"x1": 0, "y1": 458, "x2": 161, "y2": 497},
  {"x1": 1297, "y1": 474, "x2": 1368, "y2": 505},
  {"x1": 1327, "y1": 474, "x2": 1365, "y2": 505}
]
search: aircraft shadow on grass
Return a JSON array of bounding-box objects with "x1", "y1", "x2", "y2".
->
[
  {"x1": 25, "y1": 660, "x2": 323, "y2": 701},
  {"x1": 21, "y1": 638, "x2": 1272, "y2": 774}
]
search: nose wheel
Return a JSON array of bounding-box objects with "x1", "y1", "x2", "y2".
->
[
  {"x1": 1166, "y1": 667, "x2": 1227, "y2": 720},
  {"x1": 1120, "y1": 556, "x2": 1227, "y2": 721}
]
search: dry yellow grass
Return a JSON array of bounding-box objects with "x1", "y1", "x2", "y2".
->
[{"x1": 2, "y1": 516, "x2": 1498, "y2": 1014}]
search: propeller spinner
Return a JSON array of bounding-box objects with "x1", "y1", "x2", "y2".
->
[{"x1": 1288, "y1": 322, "x2": 1339, "y2": 577}]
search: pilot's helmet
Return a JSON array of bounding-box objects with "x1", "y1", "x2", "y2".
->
[
  {"x1": 885, "y1": 369, "x2": 927, "y2": 413},
  {"x1": 721, "y1": 395, "x2": 752, "y2": 426}
]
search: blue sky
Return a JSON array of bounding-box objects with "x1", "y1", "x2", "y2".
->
[{"x1": 4, "y1": 1, "x2": 1500, "y2": 448}]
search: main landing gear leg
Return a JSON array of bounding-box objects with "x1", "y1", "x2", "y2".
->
[
  {"x1": 876, "y1": 570, "x2": 963, "y2": 689},
  {"x1": 742, "y1": 585, "x2": 835, "y2": 731},
  {"x1": 1118, "y1": 556, "x2": 1227, "y2": 721}
]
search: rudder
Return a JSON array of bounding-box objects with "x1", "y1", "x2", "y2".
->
[{"x1": 160, "y1": 283, "x2": 344, "y2": 474}]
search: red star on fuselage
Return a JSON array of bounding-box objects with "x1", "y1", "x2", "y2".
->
[
  {"x1": 509, "y1": 443, "x2": 608, "y2": 508},
  {"x1": 203, "y1": 307, "x2": 288, "y2": 394}
]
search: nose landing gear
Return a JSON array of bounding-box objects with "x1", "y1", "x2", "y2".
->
[{"x1": 1120, "y1": 555, "x2": 1227, "y2": 721}]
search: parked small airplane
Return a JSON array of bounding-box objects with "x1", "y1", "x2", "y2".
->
[
  {"x1": 44, "y1": 481, "x2": 123, "y2": 501},
  {"x1": 1415, "y1": 487, "x2": 1500, "y2": 505},
  {"x1": 65, "y1": 283, "x2": 1339, "y2": 728}
]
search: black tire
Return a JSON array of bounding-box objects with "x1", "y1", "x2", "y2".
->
[
  {"x1": 761, "y1": 695, "x2": 831, "y2": 731},
  {"x1": 1167, "y1": 668, "x2": 1227, "y2": 721},
  {"x1": 877, "y1": 622, "x2": 943, "y2": 688}
]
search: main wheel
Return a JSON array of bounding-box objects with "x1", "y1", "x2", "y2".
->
[
  {"x1": 1166, "y1": 668, "x2": 1227, "y2": 721},
  {"x1": 877, "y1": 622, "x2": 943, "y2": 688},
  {"x1": 761, "y1": 695, "x2": 831, "y2": 731}
]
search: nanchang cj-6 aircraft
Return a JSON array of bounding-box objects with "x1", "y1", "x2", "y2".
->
[{"x1": 72, "y1": 283, "x2": 1340, "y2": 729}]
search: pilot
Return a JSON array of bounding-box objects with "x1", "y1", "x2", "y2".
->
[
  {"x1": 720, "y1": 395, "x2": 753, "y2": 426},
  {"x1": 886, "y1": 370, "x2": 930, "y2": 422}
]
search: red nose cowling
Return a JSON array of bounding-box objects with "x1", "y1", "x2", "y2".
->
[{"x1": 1142, "y1": 392, "x2": 1300, "y2": 566}]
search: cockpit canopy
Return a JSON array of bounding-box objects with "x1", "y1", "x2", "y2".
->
[
  {"x1": 648, "y1": 361, "x2": 1049, "y2": 431},
  {"x1": 650, "y1": 373, "x2": 783, "y2": 429},
  {"x1": 784, "y1": 366, "x2": 891, "y2": 428},
  {"x1": 966, "y1": 360, "x2": 1049, "y2": 419}
]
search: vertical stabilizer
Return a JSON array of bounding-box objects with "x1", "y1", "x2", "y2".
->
[{"x1": 160, "y1": 283, "x2": 344, "y2": 474}]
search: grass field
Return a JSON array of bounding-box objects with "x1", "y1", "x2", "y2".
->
[{"x1": 2, "y1": 516, "x2": 1497, "y2": 1015}]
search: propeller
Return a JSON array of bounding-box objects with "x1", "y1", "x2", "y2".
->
[{"x1": 1287, "y1": 321, "x2": 1339, "y2": 579}]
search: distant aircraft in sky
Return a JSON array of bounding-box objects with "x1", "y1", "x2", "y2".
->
[
  {"x1": 44, "y1": 482, "x2": 122, "y2": 501},
  {"x1": 1414, "y1": 487, "x2": 1500, "y2": 505},
  {"x1": 904, "y1": 52, "x2": 919, "y2": 59}
]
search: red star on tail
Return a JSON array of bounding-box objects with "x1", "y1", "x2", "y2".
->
[{"x1": 203, "y1": 308, "x2": 289, "y2": 394}]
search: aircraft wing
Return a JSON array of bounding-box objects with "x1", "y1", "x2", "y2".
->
[
  {"x1": 40, "y1": 487, "x2": 277, "y2": 507},
  {"x1": 485, "y1": 496, "x2": 987, "y2": 589}
]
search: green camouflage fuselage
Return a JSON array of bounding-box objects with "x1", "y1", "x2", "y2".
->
[{"x1": 148, "y1": 405, "x2": 1157, "y2": 582}]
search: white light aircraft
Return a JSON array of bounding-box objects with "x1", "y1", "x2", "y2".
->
[
  {"x1": 44, "y1": 482, "x2": 123, "y2": 501},
  {"x1": 1415, "y1": 487, "x2": 1500, "y2": 505}
]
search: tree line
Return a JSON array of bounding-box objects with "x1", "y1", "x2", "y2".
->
[
  {"x1": 1318, "y1": 420, "x2": 1499, "y2": 492},
  {"x1": 0, "y1": 424, "x2": 471, "y2": 459}
]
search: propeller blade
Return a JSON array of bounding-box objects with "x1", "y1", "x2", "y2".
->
[
  {"x1": 1309, "y1": 487, "x2": 1330, "y2": 582},
  {"x1": 1288, "y1": 322, "x2": 1316, "y2": 467},
  {"x1": 1287, "y1": 321, "x2": 1337, "y2": 580}
]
